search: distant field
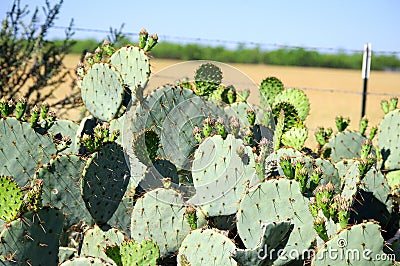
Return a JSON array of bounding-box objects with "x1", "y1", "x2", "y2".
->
[{"x1": 63, "y1": 54, "x2": 400, "y2": 146}]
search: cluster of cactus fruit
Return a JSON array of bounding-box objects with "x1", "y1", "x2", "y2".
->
[{"x1": 0, "y1": 29, "x2": 399, "y2": 266}]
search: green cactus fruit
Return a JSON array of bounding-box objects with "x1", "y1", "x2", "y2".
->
[
  {"x1": 82, "y1": 142, "x2": 130, "y2": 225},
  {"x1": 0, "y1": 175, "x2": 23, "y2": 222},
  {"x1": 192, "y1": 126, "x2": 203, "y2": 143},
  {"x1": 80, "y1": 225, "x2": 126, "y2": 264},
  {"x1": 315, "y1": 127, "x2": 327, "y2": 146},
  {"x1": 338, "y1": 207, "x2": 349, "y2": 229},
  {"x1": 281, "y1": 126, "x2": 308, "y2": 150},
  {"x1": 335, "y1": 115, "x2": 350, "y2": 131},
  {"x1": 202, "y1": 117, "x2": 214, "y2": 137},
  {"x1": 378, "y1": 109, "x2": 400, "y2": 171},
  {"x1": 40, "y1": 102, "x2": 49, "y2": 119},
  {"x1": 381, "y1": 99, "x2": 390, "y2": 114},
  {"x1": 131, "y1": 188, "x2": 206, "y2": 257},
  {"x1": 0, "y1": 208, "x2": 64, "y2": 265},
  {"x1": 144, "y1": 33, "x2": 158, "y2": 52},
  {"x1": 0, "y1": 117, "x2": 57, "y2": 186},
  {"x1": 274, "y1": 88, "x2": 310, "y2": 121},
  {"x1": 36, "y1": 154, "x2": 93, "y2": 229},
  {"x1": 15, "y1": 97, "x2": 27, "y2": 120},
  {"x1": 389, "y1": 97, "x2": 398, "y2": 111},
  {"x1": 279, "y1": 154, "x2": 295, "y2": 179},
  {"x1": 259, "y1": 76, "x2": 284, "y2": 109},
  {"x1": 177, "y1": 228, "x2": 237, "y2": 266},
  {"x1": 119, "y1": 239, "x2": 160, "y2": 266},
  {"x1": 101, "y1": 40, "x2": 114, "y2": 56},
  {"x1": 309, "y1": 166, "x2": 322, "y2": 193},
  {"x1": 246, "y1": 108, "x2": 256, "y2": 126},
  {"x1": 81, "y1": 63, "x2": 125, "y2": 121},
  {"x1": 185, "y1": 206, "x2": 198, "y2": 230},
  {"x1": 360, "y1": 116, "x2": 369, "y2": 136},
  {"x1": 313, "y1": 216, "x2": 329, "y2": 242},
  {"x1": 237, "y1": 178, "x2": 315, "y2": 265},
  {"x1": 360, "y1": 139, "x2": 372, "y2": 159},
  {"x1": 326, "y1": 131, "x2": 367, "y2": 162},
  {"x1": 296, "y1": 167, "x2": 309, "y2": 193},
  {"x1": 189, "y1": 134, "x2": 257, "y2": 217},
  {"x1": 138, "y1": 29, "x2": 149, "y2": 49},
  {"x1": 312, "y1": 222, "x2": 391, "y2": 266},
  {"x1": 215, "y1": 117, "x2": 227, "y2": 139},
  {"x1": 309, "y1": 197, "x2": 319, "y2": 217},
  {"x1": 29, "y1": 105, "x2": 40, "y2": 127},
  {"x1": 194, "y1": 62, "x2": 223, "y2": 97},
  {"x1": 109, "y1": 45, "x2": 150, "y2": 93},
  {"x1": 60, "y1": 256, "x2": 114, "y2": 265},
  {"x1": 232, "y1": 220, "x2": 293, "y2": 266}
]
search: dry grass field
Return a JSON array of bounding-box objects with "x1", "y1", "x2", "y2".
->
[{"x1": 62, "y1": 54, "x2": 400, "y2": 147}]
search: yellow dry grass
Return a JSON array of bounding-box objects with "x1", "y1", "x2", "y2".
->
[{"x1": 63, "y1": 55, "x2": 400, "y2": 147}]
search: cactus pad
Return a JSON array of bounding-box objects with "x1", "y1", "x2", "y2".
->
[
  {"x1": 0, "y1": 175, "x2": 23, "y2": 222},
  {"x1": 119, "y1": 239, "x2": 160, "y2": 266},
  {"x1": 236, "y1": 178, "x2": 315, "y2": 265},
  {"x1": 82, "y1": 142, "x2": 130, "y2": 225},
  {"x1": 0, "y1": 117, "x2": 57, "y2": 186},
  {"x1": 378, "y1": 109, "x2": 400, "y2": 171},
  {"x1": 189, "y1": 134, "x2": 257, "y2": 216},
  {"x1": 177, "y1": 228, "x2": 237, "y2": 266},
  {"x1": 274, "y1": 88, "x2": 310, "y2": 120},
  {"x1": 81, "y1": 63, "x2": 125, "y2": 121},
  {"x1": 326, "y1": 131, "x2": 366, "y2": 162}
]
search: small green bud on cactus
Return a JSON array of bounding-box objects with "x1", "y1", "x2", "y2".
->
[
  {"x1": 229, "y1": 116, "x2": 240, "y2": 138},
  {"x1": 279, "y1": 154, "x2": 295, "y2": 179},
  {"x1": 296, "y1": 167, "x2": 308, "y2": 193},
  {"x1": 243, "y1": 128, "x2": 253, "y2": 146},
  {"x1": 358, "y1": 156, "x2": 374, "y2": 178},
  {"x1": 335, "y1": 116, "x2": 350, "y2": 131},
  {"x1": 309, "y1": 166, "x2": 322, "y2": 192},
  {"x1": 57, "y1": 136, "x2": 72, "y2": 152},
  {"x1": 359, "y1": 116, "x2": 368, "y2": 136},
  {"x1": 85, "y1": 52, "x2": 94, "y2": 66},
  {"x1": 369, "y1": 126, "x2": 377, "y2": 140},
  {"x1": 313, "y1": 216, "x2": 329, "y2": 241},
  {"x1": 315, "y1": 127, "x2": 326, "y2": 146},
  {"x1": 215, "y1": 117, "x2": 227, "y2": 139},
  {"x1": 40, "y1": 102, "x2": 49, "y2": 119},
  {"x1": 337, "y1": 203, "x2": 349, "y2": 229},
  {"x1": 202, "y1": 117, "x2": 214, "y2": 137},
  {"x1": 360, "y1": 139, "x2": 372, "y2": 159},
  {"x1": 309, "y1": 197, "x2": 319, "y2": 217},
  {"x1": 101, "y1": 39, "x2": 114, "y2": 56},
  {"x1": 30, "y1": 105, "x2": 40, "y2": 127},
  {"x1": 315, "y1": 183, "x2": 334, "y2": 218},
  {"x1": 0, "y1": 98, "x2": 15, "y2": 117},
  {"x1": 381, "y1": 100, "x2": 389, "y2": 114},
  {"x1": 94, "y1": 47, "x2": 102, "y2": 61},
  {"x1": 294, "y1": 157, "x2": 306, "y2": 177},
  {"x1": 109, "y1": 129, "x2": 120, "y2": 142},
  {"x1": 246, "y1": 109, "x2": 256, "y2": 126},
  {"x1": 185, "y1": 206, "x2": 197, "y2": 230},
  {"x1": 81, "y1": 133, "x2": 95, "y2": 153},
  {"x1": 138, "y1": 29, "x2": 149, "y2": 49},
  {"x1": 389, "y1": 97, "x2": 398, "y2": 111},
  {"x1": 255, "y1": 154, "x2": 266, "y2": 181},
  {"x1": 45, "y1": 110, "x2": 56, "y2": 129},
  {"x1": 325, "y1": 128, "x2": 333, "y2": 137},
  {"x1": 259, "y1": 137, "x2": 273, "y2": 159},
  {"x1": 144, "y1": 34, "x2": 158, "y2": 52},
  {"x1": 15, "y1": 97, "x2": 27, "y2": 120},
  {"x1": 161, "y1": 178, "x2": 172, "y2": 189},
  {"x1": 226, "y1": 88, "x2": 236, "y2": 104},
  {"x1": 192, "y1": 126, "x2": 203, "y2": 143}
]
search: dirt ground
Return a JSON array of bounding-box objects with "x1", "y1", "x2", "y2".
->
[{"x1": 62, "y1": 55, "x2": 400, "y2": 147}]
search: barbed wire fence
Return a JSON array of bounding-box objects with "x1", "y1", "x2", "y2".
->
[{"x1": 55, "y1": 25, "x2": 400, "y2": 132}]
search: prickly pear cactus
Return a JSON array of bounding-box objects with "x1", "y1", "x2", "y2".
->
[
  {"x1": 80, "y1": 63, "x2": 125, "y2": 121},
  {"x1": 119, "y1": 239, "x2": 160, "y2": 266},
  {"x1": 82, "y1": 142, "x2": 130, "y2": 225},
  {"x1": 281, "y1": 126, "x2": 308, "y2": 150},
  {"x1": 194, "y1": 62, "x2": 223, "y2": 97},
  {"x1": 80, "y1": 225, "x2": 126, "y2": 264},
  {"x1": 130, "y1": 188, "x2": 206, "y2": 257},
  {"x1": 312, "y1": 222, "x2": 391, "y2": 266},
  {"x1": 177, "y1": 228, "x2": 237, "y2": 266},
  {"x1": 0, "y1": 208, "x2": 64, "y2": 265},
  {"x1": 326, "y1": 131, "x2": 366, "y2": 162},
  {"x1": 236, "y1": 178, "x2": 315, "y2": 265},
  {"x1": 188, "y1": 134, "x2": 257, "y2": 217},
  {"x1": 378, "y1": 109, "x2": 400, "y2": 171},
  {"x1": 259, "y1": 76, "x2": 284, "y2": 109},
  {"x1": 36, "y1": 154, "x2": 93, "y2": 229},
  {"x1": 109, "y1": 45, "x2": 150, "y2": 92},
  {"x1": 0, "y1": 117, "x2": 57, "y2": 186}
]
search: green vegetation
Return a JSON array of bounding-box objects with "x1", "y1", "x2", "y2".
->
[{"x1": 64, "y1": 39, "x2": 400, "y2": 70}]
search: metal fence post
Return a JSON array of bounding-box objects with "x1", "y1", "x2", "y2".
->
[{"x1": 361, "y1": 43, "x2": 372, "y2": 118}]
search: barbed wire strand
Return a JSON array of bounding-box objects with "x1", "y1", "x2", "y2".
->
[{"x1": 53, "y1": 25, "x2": 400, "y2": 56}]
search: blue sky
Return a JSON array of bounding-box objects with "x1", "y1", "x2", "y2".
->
[{"x1": 1, "y1": 0, "x2": 399, "y2": 54}]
